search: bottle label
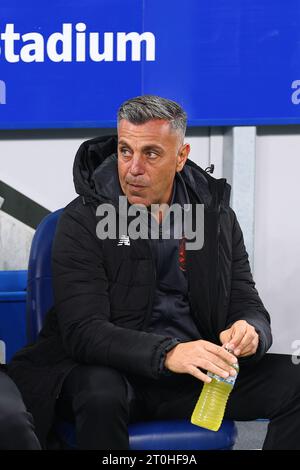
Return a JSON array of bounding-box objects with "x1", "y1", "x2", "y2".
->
[{"x1": 207, "y1": 363, "x2": 239, "y2": 386}]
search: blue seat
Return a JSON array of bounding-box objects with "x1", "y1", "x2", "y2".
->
[
  {"x1": 27, "y1": 209, "x2": 237, "y2": 450},
  {"x1": 0, "y1": 270, "x2": 28, "y2": 362}
]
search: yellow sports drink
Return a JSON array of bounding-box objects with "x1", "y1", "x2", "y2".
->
[{"x1": 191, "y1": 361, "x2": 239, "y2": 432}]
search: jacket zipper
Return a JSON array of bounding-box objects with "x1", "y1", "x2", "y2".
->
[
  {"x1": 213, "y1": 181, "x2": 224, "y2": 334},
  {"x1": 141, "y1": 242, "x2": 157, "y2": 330},
  {"x1": 216, "y1": 201, "x2": 221, "y2": 280}
]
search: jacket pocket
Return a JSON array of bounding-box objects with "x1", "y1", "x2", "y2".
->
[
  {"x1": 110, "y1": 283, "x2": 150, "y2": 312},
  {"x1": 112, "y1": 258, "x2": 152, "y2": 287}
]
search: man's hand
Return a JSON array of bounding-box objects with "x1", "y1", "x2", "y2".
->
[
  {"x1": 219, "y1": 320, "x2": 259, "y2": 357},
  {"x1": 164, "y1": 340, "x2": 238, "y2": 383}
]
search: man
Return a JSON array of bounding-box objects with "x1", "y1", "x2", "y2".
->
[
  {"x1": 8, "y1": 95, "x2": 300, "y2": 450},
  {"x1": 0, "y1": 366, "x2": 41, "y2": 449}
]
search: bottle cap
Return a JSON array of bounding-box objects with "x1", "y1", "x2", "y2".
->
[
  {"x1": 224, "y1": 343, "x2": 234, "y2": 354},
  {"x1": 224, "y1": 343, "x2": 239, "y2": 365}
]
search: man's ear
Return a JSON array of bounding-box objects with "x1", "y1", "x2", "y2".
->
[{"x1": 176, "y1": 143, "x2": 190, "y2": 172}]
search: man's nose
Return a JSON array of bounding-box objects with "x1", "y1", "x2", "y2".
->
[{"x1": 129, "y1": 154, "x2": 145, "y2": 176}]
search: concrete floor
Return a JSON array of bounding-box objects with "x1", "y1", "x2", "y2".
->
[{"x1": 233, "y1": 420, "x2": 269, "y2": 450}]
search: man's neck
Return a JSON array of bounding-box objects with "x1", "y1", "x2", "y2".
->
[{"x1": 151, "y1": 180, "x2": 176, "y2": 224}]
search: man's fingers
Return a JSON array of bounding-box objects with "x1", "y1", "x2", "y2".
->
[
  {"x1": 235, "y1": 334, "x2": 254, "y2": 354},
  {"x1": 238, "y1": 337, "x2": 259, "y2": 357},
  {"x1": 230, "y1": 326, "x2": 247, "y2": 349},
  {"x1": 219, "y1": 330, "x2": 232, "y2": 345},
  {"x1": 202, "y1": 351, "x2": 238, "y2": 376},
  {"x1": 234, "y1": 327, "x2": 258, "y2": 355},
  {"x1": 196, "y1": 358, "x2": 237, "y2": 379},
  {"x1": 239, "y1": 347, "x2": 255, "y2": 357},
  {"x1": 188, "y1": 366, "x2": 212, "y2": 383},
  {"x1": 219, "y1": 322, "x2": 260, "y2": 358},
  {"x1": 204, "y1": 342, "x2": 237, "y2": 365}
]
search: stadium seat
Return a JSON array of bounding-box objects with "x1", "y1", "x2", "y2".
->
[
  {"x1": 0, "y1": 270, "x2": 27, "y2": 362},
  {"x1": 26, "y1": 209, "x2": 237, "y2": 450}
]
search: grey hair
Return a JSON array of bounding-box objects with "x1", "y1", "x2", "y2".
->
[{"x1": 117, "y1": 95, "x2": 187, "y2": 140}]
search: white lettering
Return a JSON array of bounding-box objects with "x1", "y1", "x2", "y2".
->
[
  {"x1": 1, "y1": 24, "x2": 20, "y2": 62},
  {"x1": 291, "y1": 80, "x2": 300, "y2": 105},
  {"x1": 75, "y1": 22, "x2": 86, "y2": 62},
  {"x1": 291, "y1": 339, "x2": 300, "y2": 365},
  {"x1": 117, "y1": 32, "x2": 155, "y2": 61},
  {"x1": 20, "y1": 33, "x2": 44, "y2": 62},
  {"x1": 90, "y1": 32, "x2": 113, "y2": 62},
  {"x1": 47, "y1": 24, "x2": 72, "y2": 62},
  {"x1": 96, "y1": 203, "x2": 117, "y2": 239},
  {"x1": 0, "y1": 23, "x2": 156, "y2": 63},
  {"x1": 0, "y1": 340, "x2": 6, "y2": 363},
  {"x1": 0, "y1": 80, "x2": 6, "y2": 104},
  {"x1": 102, "y1": 455, "x2": 137, "y2": 467}
]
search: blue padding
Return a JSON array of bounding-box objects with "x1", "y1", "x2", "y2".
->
[
  {"x1": 128, "y1": 419, "x2": 237, "y2": 450},
  {"x1": 26, "y1": 210, "x2": 63, "y2": 342},
  {"x1": 54, "y1": 421, "x2": 76, "y2": 450},
  {"x1": 0, "y1": 291, "x2": 26, "y2": 301},
  {"x1": 0, "y1": 270, "x2": 28, "y2": 361},
  {"x1": 0, "y1": 270, "x2": 27, "y2": 291},
  {"x1": 55, "y1": 419, "x2": 237, "y2": 450}
]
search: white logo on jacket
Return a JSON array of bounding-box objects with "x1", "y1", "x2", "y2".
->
[{"x1": 117, "y1": 235, "x2": 130, "y2": 246}]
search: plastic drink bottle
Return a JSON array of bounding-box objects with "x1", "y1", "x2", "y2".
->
[{"x1": 191, "y1": 353, "x2": 239, "y2": 432}]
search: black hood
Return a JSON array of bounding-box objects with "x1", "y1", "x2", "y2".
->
[{"x1": 73, "y1": 135, "x2": 231, "y2": 209}]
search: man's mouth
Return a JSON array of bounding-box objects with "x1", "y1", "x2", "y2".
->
[{"x1": 128, "y1": 183, "x2": 146, "y2": 189}]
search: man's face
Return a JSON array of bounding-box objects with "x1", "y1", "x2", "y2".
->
[{"x1": 117, "y1": 119, "x2": 190, "y2": 207}]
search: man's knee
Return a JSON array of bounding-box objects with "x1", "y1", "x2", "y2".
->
[
  {"x1": 269, "y1": 354, "x2": 300, "y2": 383},
  {"x1": 71, "y1": 366, "x2": 129, "y2": 417},
  {"x1": 261, "y1": 353, "x2": 300, "y2": 404},
  {"x1": 78, "y1": 387, "x2": 127, "y2": 416}
]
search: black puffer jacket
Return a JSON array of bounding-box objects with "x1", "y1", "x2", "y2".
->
[{"x1": 8, "y1": 135, "x2": 272, "y2": 447}]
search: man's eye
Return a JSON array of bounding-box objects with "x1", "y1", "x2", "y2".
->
[
  {"x1": 120, "y1": 148, "x2": 131, "y2": 156},
  {"x1": 146, "y1": 151, "x2": 158, "y2": 159}
]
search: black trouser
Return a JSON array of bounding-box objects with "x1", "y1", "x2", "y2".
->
[
  {"x1": 0, "y1": 369, "x2": 41, "y2": 449},
  {"x1": 56, "y1": 353, "x2": 300, "y2": 450}
]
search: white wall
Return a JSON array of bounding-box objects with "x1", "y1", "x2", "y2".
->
[
  {"x1": 255, "y1": 126, "x2": 300, "y2": 354},
  {"x1": 1, "y1": 132, "x2": 91, "y2": 211},
  {"x1": 0, "y1": 210, "x2": 34, "y2": 270}
]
